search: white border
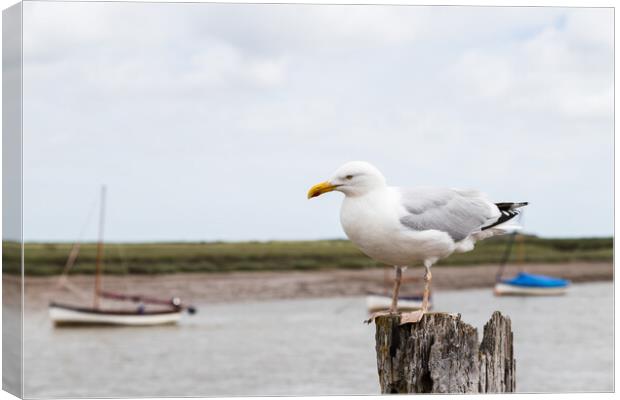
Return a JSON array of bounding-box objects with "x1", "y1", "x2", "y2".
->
[{"x1": 0, "y1": 1, "x2": 616, "y2": 400}]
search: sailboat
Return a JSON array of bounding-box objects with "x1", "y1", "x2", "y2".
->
[
  {"x1": 49, "y1": 186, "x2": 196, "y2": 326},
  {"x1": 493, "y1": 232, "x2": 570, "y2": 296}
]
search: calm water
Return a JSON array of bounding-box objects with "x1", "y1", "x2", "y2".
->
[{"x1": 24, "y1": 282, "x2": 613, "y2": 397}]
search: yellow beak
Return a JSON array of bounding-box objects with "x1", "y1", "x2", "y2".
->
[{"x1": 307, "y1": 181, "x2": 338, "y2": 199}]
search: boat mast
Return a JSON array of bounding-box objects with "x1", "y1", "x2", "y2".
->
[
  {"x1": 93, "y1": 185, "x2": 106, "y2": 309},
  {"x1": 516, "y1": 233, "x2": 525, "y2": 273}
]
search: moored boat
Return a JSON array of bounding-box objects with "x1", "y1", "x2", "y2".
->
[
  {"x1": 49, "y1": 186, "x2": 196, "y2": 327},
  {"x1": 494, "y1": 272, "x2": 570, "y2": 296},
  {"x1": 494, "y1": 226, "x2": 570, "y2": 297},
  {"x1": 49, "y1": 302, "x2": 183, "y2": 326}
]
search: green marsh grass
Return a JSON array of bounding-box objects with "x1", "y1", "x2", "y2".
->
[{"x1": 4, "y1": 236, "x2": 612, "y2": 276}]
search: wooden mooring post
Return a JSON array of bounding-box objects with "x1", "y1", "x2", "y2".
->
[{"x1": 374, "y1": 311, "x2": 515, "y2": 394}]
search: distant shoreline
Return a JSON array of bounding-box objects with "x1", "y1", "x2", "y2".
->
[
  {"x1": 16, "y1": 262, "x2": 613, "y2": 310},
  {"x1": 4, "y1": 237, "x2": 613, "y2": 276}
]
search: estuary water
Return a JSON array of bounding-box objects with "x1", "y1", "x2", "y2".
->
[{"x1": 23, "y1": 282, "x2": 613, "y2": 397}]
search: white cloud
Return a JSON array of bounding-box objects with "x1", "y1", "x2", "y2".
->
[
  {"x1": 21, "y1": 3, "x2": 613, "y2": 241},
  {"x1": 447, "y1": 9, "x2": 612, "y2": 121}
]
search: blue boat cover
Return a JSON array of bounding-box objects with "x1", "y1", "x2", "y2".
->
[{"x1": 501, "y1": 272, "x2": 570, "y2": 288}]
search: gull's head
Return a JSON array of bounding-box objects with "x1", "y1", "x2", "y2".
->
[{"x1": 307, "y1": 161, "x2": 387, "y2": 199}]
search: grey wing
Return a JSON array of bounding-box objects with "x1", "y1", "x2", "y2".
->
[{"x1": 398, "y1": 187, "x2": 498, "y2": 242}]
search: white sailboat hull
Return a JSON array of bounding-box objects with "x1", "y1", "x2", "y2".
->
[
  {"x1": 51, "y1": 188, "x2": 193, "y2": 327},
  {"x1": 494, "y1": 283, "x2": 569, "y2": 296},
  {"x1": 366, "y1": 295, "x2": 427, "y2": 313},
  {"x1": 49, "y1": 304, "x2": 182, "y2": 326}
]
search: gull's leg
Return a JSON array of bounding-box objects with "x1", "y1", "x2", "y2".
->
[
  {"x1": 364, "y1": 266, "x2": 405, "y2": 324},
  {"x1": 400, "y1": 260, "x2": 434, "y2": 325},
  {"x1": 389, "y1": 265, "x2": 403, "y2": 313},
  {"x1": 421, "y1": 265, "x2": 432, "y2": 313}
]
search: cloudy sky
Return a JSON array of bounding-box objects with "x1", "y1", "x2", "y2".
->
[{"x1": 22, "y1": 2, "x2": 613, "y2": 242}]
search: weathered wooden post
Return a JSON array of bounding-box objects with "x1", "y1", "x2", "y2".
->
[{"x1": 374, "y1": 311, "x2": 515, "y2": 394}]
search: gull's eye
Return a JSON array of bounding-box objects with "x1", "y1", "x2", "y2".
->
[{"x1": 345, "y1": 175, "x2": 354, "y2": 180}]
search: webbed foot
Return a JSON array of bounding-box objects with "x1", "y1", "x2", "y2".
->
[{"x1": 364, "y1": 310, "x2": 397, "y2": 324}]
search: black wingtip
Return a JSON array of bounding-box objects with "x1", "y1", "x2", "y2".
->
[
  {"x1": 483, "y1": 202, "x2": 528, "y2": 231},
  {"x1": 496, "y1": 202, "x2": 528, "y2": 211}
]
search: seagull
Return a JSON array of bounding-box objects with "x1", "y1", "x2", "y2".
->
[{"x1": 307, "y1": 161, "x2": 528, "y2": 324}]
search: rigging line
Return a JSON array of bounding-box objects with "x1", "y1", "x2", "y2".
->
[
  {"x1": 495, "y1": 211, "x2": 526, "y2": 283},
  {"x1": 496, "y1": 232, "x2": 517, "y2": 283},
  {"x1": 58, "y1": 278, "x2": 91, "y2": 301},
  {"x1": 516, "y1": 211, "x2": 526, "y2": 273},
  {"x1": 56, "y1": 192, "x2": 100, "y2": 287},
  {"x1": 76, "y1": 192, "x2": 100, "y2": 240},
  {"x1": 93, "y1": 186, "x2": 107, "y2": 309}
]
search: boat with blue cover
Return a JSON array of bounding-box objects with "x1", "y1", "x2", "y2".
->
[
  {"x1": 494, "y1": 228, "x2": 570, "y2": 296},
  {"x1": 494, "y1": 272, "x2": 570, "y2": 296}
]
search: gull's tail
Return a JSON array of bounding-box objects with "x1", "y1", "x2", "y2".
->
[
  {"x1": 455, "y1": 202, "x2": 529, "y2": 253},
  {"x1": 482, "y1": 202, "x2": 529, "y2": 231}
]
